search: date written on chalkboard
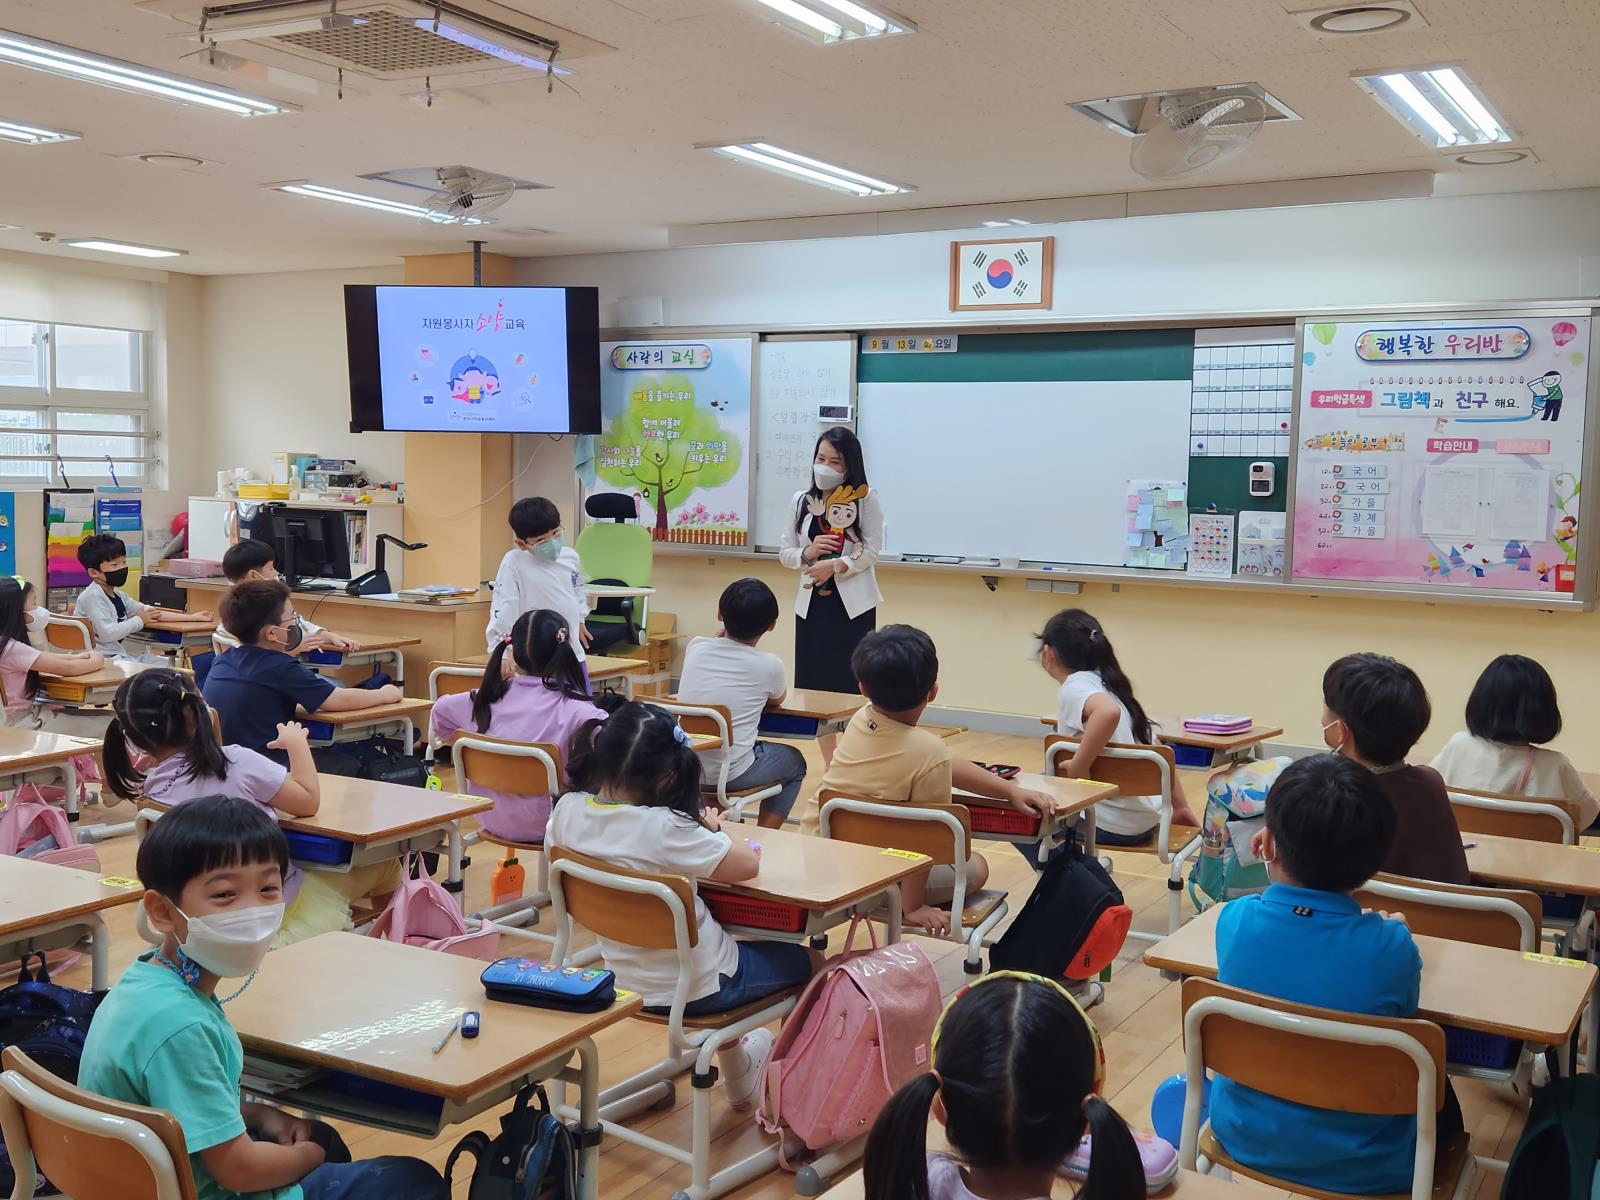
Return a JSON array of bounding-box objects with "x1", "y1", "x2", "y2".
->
[{"x1": 862, "y1": 335, "x2": 958, "y2": 354}]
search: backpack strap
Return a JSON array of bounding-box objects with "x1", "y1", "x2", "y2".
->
[
  {"x1": 1513, "y1": 746, "x2": 1537, "y2": 796},
  {"x1": 442, "y1": 1130, "x2": 492, "y2": 1191}
]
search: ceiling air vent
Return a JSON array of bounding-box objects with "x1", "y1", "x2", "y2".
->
[{"x1": 1069, "y1": 83, "x2": 1300, "y2": 137}]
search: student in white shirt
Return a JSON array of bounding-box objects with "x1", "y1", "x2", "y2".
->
[
  {"x1": 677, "y1": 578, "x2": 806, "y2": 828},
  {"x1": 1038, "y1": 608, "x2": 1198, "y2": 845},
  {"x1": 1431, "y1": 653, "x2": 1599, "y2": 828},
  {"x1": 486, "y1": 497, "x2": 591, "y2": 660},
  {"x1": 221, "y1": 540, "x2": 358, "y2": 654},
  {"x1": 73, "y1": 533, "x2": 212, "y2": 658},
  {"x1": 547, "y1": 703, "x2": 821, "y2": 1112}
]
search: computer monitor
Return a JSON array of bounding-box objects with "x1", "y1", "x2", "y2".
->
[{"x1": 259, "y1": 505, "x2": 353, "y2": 586}]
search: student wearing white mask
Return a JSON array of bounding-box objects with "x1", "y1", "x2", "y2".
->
[
  {"x1": 81, "y1": 796, "x2": 448, "y2": 1200},
  {"x1": 779, "y1": 427, "x2": 884, "y2": 763},
  {"x1": 0, "y1": 576, "x2": 104, "y2": 727}
]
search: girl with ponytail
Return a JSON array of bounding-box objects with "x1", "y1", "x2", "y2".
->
[
  {"x1": 1038, "y1": 609, "x2": 1197, "y2": 846},
  {"x1": 864, "y1": 971, "x2": 1157, "y2": 1200},
  {"x1": 105, "y1": 667, "x2": 399, "y2": 946},
  {"x1": 549, "y1": 701, "x2": 820, "y2": 1110},
  {"x1": 430, "y1": 608, "x2": 606, "y2": 843}
]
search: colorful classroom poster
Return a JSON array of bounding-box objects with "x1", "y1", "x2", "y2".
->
[
  {"x1": 1187, "y1": 513, "x2": 1235, "y2": 577},
  {"x1": 1291, "y1": 316, "x2": 1590, "y2": 594},
  {"x1": 581, "y1": 338, "x2": 753, "y2": 545},
  {"x1": 1124, "y1": 478, "x2": 1189, "y2": 570}
]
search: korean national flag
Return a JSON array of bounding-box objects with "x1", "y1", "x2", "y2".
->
[{"x1": 957, "y1": 240, "x2": 1048, "y2": 307}]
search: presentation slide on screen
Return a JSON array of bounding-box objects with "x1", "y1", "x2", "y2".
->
[{"x1": 374, "y1": 287, "x2": 571, "y2": 432}]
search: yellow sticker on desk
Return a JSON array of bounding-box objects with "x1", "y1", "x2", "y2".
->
[
  {"x1": 881, "y1": 848, "x2": 924, "y2": 860},
  {"x1": 615, "y1": 989, "x2": 636, "y2": 1000},
  {"x1": 99, "y1": 876, "x2": 141, "y2": 890},
  {"x1": 1568, "y1": 844, "x2": 1600, "y2": 853},
  {"x1": 1080, "y1": 779, "x2": 1114, "y2": 788},
  {"x1": 1523, "y1": 952, "x2": 1587, "y2": 968}
]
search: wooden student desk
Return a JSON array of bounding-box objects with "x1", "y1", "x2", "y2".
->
[
  {"x1": 0, "y1": 856, "x2": 140, "y2": 991},
  {"x1": 699, "y1": 825, "x2": 931, "y2": 944},
  {"x1": 37, "y1": 657, "x2": 160, "y2": 706},
  {"x1": 1466, "y1": 834, "x2": 1600, "y2": 898},
  {"x1": 759, "y1": 689, "x2": 866, "y2": 739},
  {"x1": 0, "y1": 726, "x2": 102, "y2": 809},
  {"x1": 818, "y1": 1165, "x2": 1299, "y2": 1199},
  {"x1": 299, "y1": 696, "x2": 432, "y2": 756},
  {"x1": 1143, "y1": 901, "x2": 1596, "y2": 1052},
  {"x1": 302, "y1": 634, "x2": 423, "y2": 686},
  {"x1": 1037, "y1": 713, "x2": 1283, "y2": 764},
  {"x1": 228, "y1": 932, "x2": 641, "y2": 1199},
  {"x1": 959, "y1": 772, "x2": 1119, "y2": 858}
]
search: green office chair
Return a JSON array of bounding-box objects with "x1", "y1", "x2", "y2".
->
[{"x1": 576, "y1": 492, "x2": 652, "y2": 653}]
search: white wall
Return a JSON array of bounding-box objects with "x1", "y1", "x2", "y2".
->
[
  {"x1": 516, "y1": 188, "x2": 1600, "y2": 326},
  {"x1": 197, "y1": 265, "x2": 405, "y2": 490}
]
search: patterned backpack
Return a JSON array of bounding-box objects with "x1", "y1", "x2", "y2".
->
[{"x1": 1188, "y1": 756, "x2": 1291, "y2": 909}]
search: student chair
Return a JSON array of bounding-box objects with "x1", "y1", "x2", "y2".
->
[
  {"x1": 655, "y1": 699, "x2": 783, "y2": 823},
  {"x1": 1045, "y1": 733, "x2": 1199, "y2": 943},
  {"x1": 42, "y1": 615, "x2": 94, "y2": 653},
  {"x1": 575, "y1": 492, "x2": 652, "y2": 653},
  {"x1": 1178, "y1": 979, "x2": 1481, "y2": 1200},
  {"x1": 0, "y1": 1046, "x2": 199, "y2": 1200},
  {"x1": 210, "y1": 629, "x2": 240, "y2": 657},
  {"x1": 1447, "y1": 786, "x2": 1580, "y2": 845},
  {"x1": 455, "y1": 733, "x2": 563, "y2": 944},
  {"x1": 817, "y1": 789, "x2": 1008, "y2": 975},
  {"x1": 547, "y1": 848, "x2": 804, "y2": 1200},
  {"x1": 425, "y1": 663, "x2": 481, "y2": 766}
]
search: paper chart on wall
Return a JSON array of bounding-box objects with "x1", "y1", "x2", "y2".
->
[{"x1": 1291, "y1": 315, "x2": 1591, "y2": 595}]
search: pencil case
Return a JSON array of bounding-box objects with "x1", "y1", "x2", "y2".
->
[{"x1": 480, "y1": 957, "x2": 617, "y2": 1012}]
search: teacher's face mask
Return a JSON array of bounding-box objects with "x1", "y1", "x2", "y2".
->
[{"x1": 813, "y1": 463, "x2": 845, "y2": 491}]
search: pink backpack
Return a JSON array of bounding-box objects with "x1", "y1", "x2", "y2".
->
[
  {"x1": 757, "y1": 918, "x2": 941, "y2": 1160},
  {"x1": 14, "y1": 754, "x2": 100, "y2": 810},
  {"x1": 367, "y1": 854, "x2": 501, "y2": 960},
  {"x1": 0, "y1": 784, "x2": 99, "y2": 871}
]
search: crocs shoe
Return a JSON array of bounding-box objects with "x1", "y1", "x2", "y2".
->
[{"x1": 1060, "y1": 1128, "x2": 1180, "y2": 1195}]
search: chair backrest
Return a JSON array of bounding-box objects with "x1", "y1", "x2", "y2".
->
[
  {"x1": 1355, "y1": 872, "x2": 1541, "y2": 951},
  {"x1": 210, "y1": 630, "x2": 240, "y2": 657},
  {"x1": 44, "y1": 616, "x2": 93, "y2": 652},
  {"x1": 0, "y1": 1046, "x2": 197, "y2": 1200},
  {"x1": 653, "y1": 699, "x2": 732, "y2": 745},
  {"x1": 428, "y1": 664, "x2": 481, "y2": 702},
  {"x1": 548, "y1": 846, "x2": 699, "y2": 950},
  {"x1": 575, "y1": 522, "x2": 653, "y2": 590},
  {"x1": 1448, "y1": 787, "x2": 1578, "y2": 845},
  {"x1": 816, "y1": 789, "x2": 971, "y2": 864},
  {"x1": 1045, "y1": 733, "x2": 1175, "y2": 799},
  {"x1": 455, "y1": 734, "x2": 562, "y2": 796}
]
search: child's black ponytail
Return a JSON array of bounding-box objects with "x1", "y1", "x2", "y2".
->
[
  {"x1": 104, "y1": 668, "x2": 229, "y2": 800},
  {"x1": 863, "y1": 1073, "x2": 938, "y2": 1200},
  {"x1": 561, "y1": 702, "x2": 705, "y2": 825},
  {"x1": 472, "y1": 609, "x2": 590, "y2": 732},
  {"x1": 1039, "y1": 608, "x2": 1154, "y2": 744},
  {"x1": 471, "y1": 638, "x2": 515, "y2": 733},
  {"x1": 1079, "y1": 1095, "x2": 1146, "y2": 1200}
]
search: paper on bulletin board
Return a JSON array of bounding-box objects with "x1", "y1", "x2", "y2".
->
[
  {"x1": 579, "y1": 339, "x2": 753, "y2": 547},
  {"x1": 1292, "y1": 316, "x2": 1590, "y2": 594},
  {"x1": 1187, "y1": 513, "x2": 1235, "y2": 577},
  {"x1": 1237, "y1": 511, "x2": 1286, "y2": 577},
  {"x1": 1124, "y1": 478, "x2": 1189, "y2": 570},
  {"x1": 0, "y1": 492, "x2": 13, "y2": 577}
]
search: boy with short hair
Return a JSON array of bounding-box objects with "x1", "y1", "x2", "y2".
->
[
  {"x1": 1321, "y1": 652, "x2": 1469, "y2": 884},
  {"x1": 486, "y1": 496, "x2": 590, "y2": 656},
  {"x1": 1212, "y1": 753, "x2": 1457, "y2": 1195},
  {"x1": 74, "y1": 532, "x2": 212, "y2": 657},
  {"x1": 78, "y1": 796, "x2": 446, "y2": 1200},
  {"x1": 678, "y1": 578, "x2": 806, "y2": 829},
  {"x1": 204, "y1": 580, "x2": 401, "y2": 773},
  {"x1": 221, "y1": 540, "x2": 358, "y2": 654},
  {"x1": 805, "y1": 624, "x2": 1053, "y2": 934}
]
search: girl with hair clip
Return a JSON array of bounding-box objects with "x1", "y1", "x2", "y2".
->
[
  {"x1": 1038, "y1": 609, "x2": 1198, "y2": 847},
  {"x1": 547, "y1": 701, "x2": 821, "y2": 1112},
  {"x1": 430, "y1": 608, "x2": 608, "y2": 843},
  {"x1": 0, "y1": 576, "x2": 104, "y2": 727},
  {"x1": 864, "y1": 971, "x2": 1169, "y2": 1200},
  {"x1": 104, "y1": 668, "x2": 399, "y2": 946}
]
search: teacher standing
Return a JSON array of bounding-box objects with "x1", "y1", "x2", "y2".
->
[{"x1": 780, "y1": 427, "x2": 884, "y2": 758}]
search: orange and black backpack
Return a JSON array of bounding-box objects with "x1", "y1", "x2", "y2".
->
[{"x1": 988, "y1": 843, "x2": 1131, "y2": 982}]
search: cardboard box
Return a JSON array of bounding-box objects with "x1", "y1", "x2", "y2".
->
[{"x1": 613, "y1": 611, "x2": 681, "y2": 695}]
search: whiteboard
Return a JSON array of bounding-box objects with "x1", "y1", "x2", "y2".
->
[
  {"x1": 753, "y1": 336, "x2": 855, "y2": 549},
  {"x1": 857, "y1": 380, "x2": 1192, "y2": 565}
]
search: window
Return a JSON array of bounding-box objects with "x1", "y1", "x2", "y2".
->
[{"x1": 0, "y1": 319, "x2": 155, "y2": 486}]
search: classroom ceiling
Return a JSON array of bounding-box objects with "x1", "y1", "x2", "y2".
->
[{"x1": 0, "y1": 0, "x2": 1596, "y2": 275}]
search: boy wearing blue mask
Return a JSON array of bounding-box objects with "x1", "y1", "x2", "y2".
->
[
  {"x1": 486, "y1": 496, "x2": 591, "y2": 659},
  {"x1": 79, "y1": 796, "x2": 447, "y2": 1200}
]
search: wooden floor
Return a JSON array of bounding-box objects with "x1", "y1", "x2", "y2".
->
[{"x1": 52, "y1": 728, "x2": 1527, "y2": 1199}]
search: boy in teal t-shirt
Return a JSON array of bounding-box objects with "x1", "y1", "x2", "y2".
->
[{"x1": 78, "y1": 797, "x2": 444, "y2": 1200}]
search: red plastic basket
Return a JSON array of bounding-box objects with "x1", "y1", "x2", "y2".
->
[
  {"x1": 968, "y1": 806, "x2": 1042, "y2": 837},
  {"x1": 702, "y1": 891, "x2": 808, "y2": 934}
]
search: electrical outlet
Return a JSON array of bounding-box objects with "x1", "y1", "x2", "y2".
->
[{"x1": 1024, "y1": 634, "x2": 1042, "y2": 662}]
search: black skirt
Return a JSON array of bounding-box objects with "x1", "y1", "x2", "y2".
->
[{"x1": 795, "y1": 581, "x2": 877, "y2": 692}]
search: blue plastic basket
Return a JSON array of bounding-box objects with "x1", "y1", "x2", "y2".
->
[
  {"x1": 1171, "y1": 743, "x2": 1215, "y2": 769},
  {"x1": 285, "y1": 831, "x2": 352, "y2": 867},
  {"x1": 1539, "y1": 891, "x2": 1585, "y2": 921},
  {"x1": 1443, "y1": 1023, "x2": 1519, "y2": 1070},
  {"x1": 321, "y1": 1070, "x2": 444, "y2": 1119},
  {"x1": 758, "y1": 713, "x2": 819, "y2": 737}
]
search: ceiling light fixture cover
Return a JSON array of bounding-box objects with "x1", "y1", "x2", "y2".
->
[
  {"x1": 267, "y1": 180, "x2": 490, "y2": 223},
  {"x1": 748, "y1": 0, "x2": 912, "y2": 43},
  {"x1": 1455, "y1": 148, "x2": 1532, "y2": 166},
  {"x1": 62, "y1": 238, "x2": 186, "y2": 257},
  {"x1": 700, "y1": 140, "x2": 912, "y2": 195},
  {"x1": 1352, "y1": 65, "x2": 1511, "y2": 148},
  {"x1": 0, "y1": 117, "x2": 80, "y2": 144}
]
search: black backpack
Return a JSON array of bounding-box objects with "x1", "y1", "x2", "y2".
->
[
  {"x1": 1499, "y1": 1075, "x2": 1600, "y2": 1199},
  {"x1": 988, "y1": 844, "x2": 1132, "y2": 981},
  {"x1": 445, "y1": 1084, "x2": 577, "y2": 1200}
]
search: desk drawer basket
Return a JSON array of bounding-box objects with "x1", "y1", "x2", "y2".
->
[
  {"x1": 1538, "y1": 892, "x2": 1585, "y2": 921},
  {"x1": 1170, "y1": 744, "x2": 1215, "y2": 768},
  {"x1": 968, "y1": 807, "x2": 1042, "y2": 837},
  {"x1": 1442, "y1": 1024, "x2": 1520, "y2": 1070},
  {"x1": 285, "y1": 831, "x2": 353, "y2": 867},
  {"x1": 702, "y1": 892, "x2": 808, "y2": 934}
]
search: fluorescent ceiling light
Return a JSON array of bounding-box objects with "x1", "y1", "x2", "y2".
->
[
  {"x1": 0, "y1": 117, "x2": 79, "y2": 145},
  {"x1": 62, "y1": 238, "x2": 185, "y2": 258},
  {"x1": 703, "y1": 141, "x2": 911, "y2": 196},
  {"x1": 0, "y1": 28, "x2": 296, "y2": 116},
  {"x1": 413, "y1": 20, "x2": 571, "y2": 73},
  {"x1": 1353, "y1": 65, "x2": 1511, "y2": 148},
  {"x1": 748, "y1": 0, "x2": 911, "y2": 42},
  {"x1": 269, "y1": 181, "x2": 491, "y2": 224},
  {"x1": 982, "y1": 218, "x2": 1032, "y2": 227},
  {"x1": 194, "y1": 14, "x2": 368, "y2": 43}
]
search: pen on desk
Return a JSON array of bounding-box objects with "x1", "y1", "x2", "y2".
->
[
  {"x1": 1461, "y1": 841, "x2": 1476, "y2": 850},
  {"x1": 432, "y1": 1014, "x2": 462, "y2": 1055}
]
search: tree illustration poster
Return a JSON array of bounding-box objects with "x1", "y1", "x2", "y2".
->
[{"x1": 579, "y1": 339, "x2": 752, "y2": 545}]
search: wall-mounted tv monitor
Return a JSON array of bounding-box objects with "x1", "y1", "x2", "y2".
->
[{"x1": 345, "y1": 284, "x2": 601, "y2": 433}]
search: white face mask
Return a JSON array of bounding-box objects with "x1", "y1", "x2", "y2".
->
[
  {"x1": 1320, "y1": 718, "x2": 1345, "y2": 755},
  {"x1": 140, "y1": 899, "x2": 283, "y2": 978},
  {"x1": 813, "y1": 463, "x2": 845, "y2": 491},
  {"x1": 24, "y1": 606, "x2": 50, "y2": 632}
]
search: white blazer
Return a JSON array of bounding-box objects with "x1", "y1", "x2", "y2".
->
[{"x1": 778, "y1": 487, "x2": 885, "y2": 620}]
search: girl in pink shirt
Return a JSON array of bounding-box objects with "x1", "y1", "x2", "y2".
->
[
  {"x1": 431, "y1": 608, "x2": 607, "y2": 842},
  {"x1": 0, "y1": 578, "x2": 104, "y2": 722}
]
